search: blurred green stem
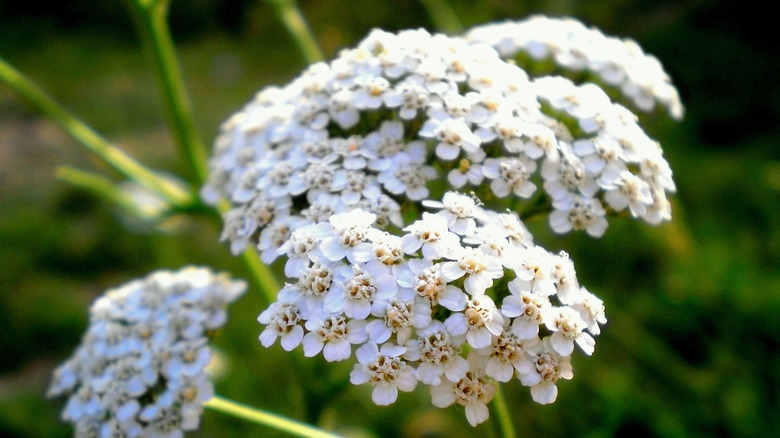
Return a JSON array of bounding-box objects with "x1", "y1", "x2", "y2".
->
[
  {"x1": 56, "y1": 166, "x2": 127, "y2": 207},
  {"x1": 492, "y1": 386, "x2": 517, "y2": 438},
  {"x1": 129, "y1": 0, "x2": 281, "y2": 302},
  {"x1": 266, "y1": 0, "x2": 325, "y2": 63},
  {"x1": 0, "y1": 56, "x2": 193, "y2": 209},
  {"x1": 129, "y1": 0, "x2": 209, "y2": 184},
  {"x1": 420, "y1": 0, "x2": 463, "y2": 33},
  {"x1": 204, "y1": 395, "x2": 341, "y2": 438}
]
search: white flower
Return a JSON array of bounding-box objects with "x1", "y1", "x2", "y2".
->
[
  {"x1": 445, "y1": 296, "x2": 504, "y2": 349},
  {"x1": 571, "y1": 287, "x2": 607, "y2": 335},
  {"x1": 404, "y1": 321, "x2": 469, "y2": 385},
  {"x1": 440, "y1": 246, "x2": 504, "y2": 296},
  {"x1": 317, "y1": 209, "x2": 376, "y2": 264},
  {"x1": 419, "y1": 117, "x2": 482, "y2": 161},
  {"x1": 603, "y1": 170, "x2": 653, "y2": 218},
  {"x1": 477, "y1": 328, "x2": 538, "y2": 382},
  {"x1": 328, "y1": 88, "x2": 360, "y2": 129},
  {"x1": 377, "y1": 157, "x2": 436, "y2": 200},
  {"x1": 324, "y1": 262, "x2": 397, "y2": 320},
  {"x1": 366, "y1": 297, "x2": 432, "y2": 345},
  {"x1": 482, "y1": 156, "x2": 537, "y2": 198},
  {"x1": 544, "y1": 306, "x2": 595, "y2": 356},
  {"x1": 395, "y1": 259, "x2": 467, "y2": 311},
  {"x1": 401, "y1": 212, "x2": 462, "y2": 260},
  {"x1": 302, "y1": 313, "x2": 367, "y2": 362},
  {"x1": 519, "y1": 338, "x2": 574, "y2": 405},
  {"x1": 350, "y1": 342, "x2": 417, "y2": 405},
  {"x1": 49, "y1": 268, "x2": 245, "y2": 436},
  {"x1": 501, "y1": 289, "x2": 548, "y2": 340},
  {"x1": 257, "y1": 301, "x2": 304, "y2": 351},
  {"x1": 549, "y1": 196, "x2": 608, "y2": 238},
  {"x1": 447, "y1": 158, "x2": 485, "y2": 189},
  {"x1": 422, "y1": 191, "x2": 487, "y2": 235},
  {"x1": 430, "y1": 352, "x2": 496, "y2": 426}
]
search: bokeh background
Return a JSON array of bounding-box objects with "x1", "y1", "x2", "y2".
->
[{"x1": 1, "y1": 0, "x2": 778, "y2": 437}]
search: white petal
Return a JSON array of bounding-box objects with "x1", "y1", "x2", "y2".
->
[
  {"x1": 372, "y1": 385, "x2": 398, "y2": 406},
  {"x1": 530, "y1": 382, "x2": 558, "y2": 405},
  {"x1": 323, "y1": 340, "x2": 352, "y2": 362},
  {"x1": 430, "y1": 383, "x2": 456, "y2": 408}
]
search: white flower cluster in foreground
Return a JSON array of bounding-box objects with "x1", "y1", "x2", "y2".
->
[
  {"x1": 201, "y1": 16, "x2": 679, "y2": 426},
  {"x1": 48, "y1": 267, "x2": 246, "y2": 437},
  {"x1": 257, "y1": 194, "x2": 606, "y2": 425}
]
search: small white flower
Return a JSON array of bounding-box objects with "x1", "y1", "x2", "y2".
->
[
  {"x1": 419, "y1": 117, "x2": 482, "y2": 161},
  {"x1": 519, "y1": 338, "x2": 574, "y2": 405},
  {"x1": 257, "y1": 301, "x2": 304, "y2": 351},
  {"x1": 350, "y1": 342, "x2": 417, "y2": 406},
  {"x1": 401, "y1": 212, "x2": 461, "y2": 259},
  {"x1": 404, "y1": 321, "x2": 469, "y2": 385},
  {"x1": 440, "y1": 246, "x2": 504, "y2": 296},
  {"x1": 445, "y1": 296, "x2": 504, "y2": 349},
  {"x1": 395, "y1": 259, "x2": 467, "y2": 311},
  {"x1": 482, "y1": 156, "x2": 537, "y2": 198},
  {"x1": 544, "y1": 306, "x2": 595, "y2": 356},
  {"x1": 430, "y1": 352, "x2": 496, "y2": 426},
  {"x1": 302, "y1": 313, "x2": 367, "y2": 362},
  {"x1": 324, "y1": 262, "x2": 398, "y2": 320},
  {"x1": 317, "y1": 209, "x2": 376, "y2": 264},
  {"x1": 501, "y1": 288, "x2": 548, "y2": 339}
]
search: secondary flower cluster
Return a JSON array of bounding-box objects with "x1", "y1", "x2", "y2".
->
[
  {"x1": 466, "y1": 15, "x2": 684, "y2": 120},
  {"x1": 200, "y1": 15, "x2": 678, "y2": 426},
  {"x1": 48, "y1": 267, "x2": 246, "y2": 438}
]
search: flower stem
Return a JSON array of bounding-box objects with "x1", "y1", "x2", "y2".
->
[
  {"x1": 0, "y1": 56, "x2": 194, "y2": 209},
  {"x1": 420, "y1": 0, "x2": 463, "y2": 33},
  {"x1": 266, "y1": 0, "x2": 325, "y2": 63},
  {"x1": 128, "y1": 0, "x2": 209, "y2": 184},
  {"x1": 204, "y1": 395, "x2": 342, "y2": 438},
  {"x1": 492, "y1": 385, "x2": 517, "y2": 438}
]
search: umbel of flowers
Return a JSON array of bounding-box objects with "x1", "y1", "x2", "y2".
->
[
  {"x1": 47, "y1": 267, "x2": 246, "y2": 437},
  {"x1": 202, "y1": 16, "x2": 680, "y2": 426}
]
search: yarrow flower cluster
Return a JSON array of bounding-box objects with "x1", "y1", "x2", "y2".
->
[
  {"x1": 201, "y1": 16, "x2": 680, "y2": 426},
  {"x1": 48, "y1": 267, "x2": 246, "y2": 437}
]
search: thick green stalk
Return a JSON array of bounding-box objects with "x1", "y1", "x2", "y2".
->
[
  {"x1": 492, "y1": 385, "x2": 517, "y2": 438},
  {"x1": 127, "y1": 0, "x2": 281, "y2": 302},
  {"x1": 420, "y1": 0, "x2": 463, "y2": 33},
  {"x1": 267, "y1": 0, "x2": 325, "y2": 63},
  {"x1": 129, "y1": 0, "x2": 209, "y2": 184},
  {"x1": 0, "y1": 56, "x2": 193, "y2": 208},
  {"x1": 204, "y1": 395, "x2": 342, "y2": 438}
]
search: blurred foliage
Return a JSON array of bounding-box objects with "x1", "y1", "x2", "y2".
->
[{"x1": 1, "y1": 0, "x2": 778, "y2": 437}]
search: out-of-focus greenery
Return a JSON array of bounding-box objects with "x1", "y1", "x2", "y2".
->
[{"x1": 1, "y1": 1, "x2": 778, "y2": 437}]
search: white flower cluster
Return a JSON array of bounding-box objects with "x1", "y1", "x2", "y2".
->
[
  {"x1": 257, "y1": 193, "x2": 606, "y2": 425},
  {"x1": 200, "y1": 16, "x2": 678, "y2": 426},
  {"x1": 48, "y1": 267, "x2": 246, "y2": 438},
  {"x1": 466, "y1": 15, "x2": 685, "y2": 120}
]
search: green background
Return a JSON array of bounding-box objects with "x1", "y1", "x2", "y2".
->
[{"x1": 1, "y1": 1, "x2": 778, "y2": 437}]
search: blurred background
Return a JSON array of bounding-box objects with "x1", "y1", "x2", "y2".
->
[{"x1": 1, "y1": 0, "x2": 778, "y2": 437}]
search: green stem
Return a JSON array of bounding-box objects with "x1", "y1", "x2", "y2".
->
[
  {"x1": 420, "y1": 0, "x2": 463, "y2": 33},
  {"x1": 204, "y1": 395, "x2": 342, "y2": 438},
  {"x1": 267, "y1": 0, "x2": 325, "y2": 63},
  {"x1": 239, "y1": 241, "x2": 281, "y2": 305},
  {"x1": 128, "y1": 1, "x2": 281, "y2": 303},
  {"x1": 492, "y1": 385, "x2": 517, "y2": 438},
  {"x1": 0, "y1": 56, "x2": 193, "y2": 208},
  {"x1": 129, "y1": 0, "x2": 209, "y2": 184},
  {"x1": 56, "y1": 167, "x2": 127, "y2": 206}
]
